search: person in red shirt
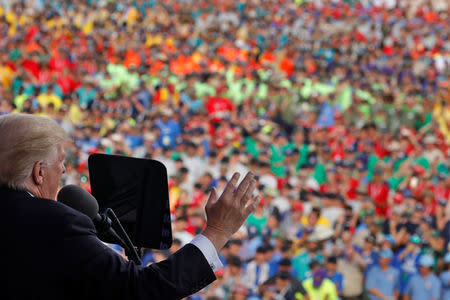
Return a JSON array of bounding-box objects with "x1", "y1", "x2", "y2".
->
[
  {"x1": 206, "y1": 96, "x2": 234, "y2": 125},
  {"x1": 213, "y1": 118, "x2": 239, "y2": 149},
  {"x1": 57, "y1": 67, "x2": 79, "y2": 95},
  {"x1": 21, "y1": 53, "x2": 40, "y2": 79},
  {"x1": 367, "y1": 168, "x2": 390, "y2": 216}
]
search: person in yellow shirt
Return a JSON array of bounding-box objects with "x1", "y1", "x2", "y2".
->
[
  {"x1": 301, "y1": 269, "x2": 338, "y2": 300},
  {"x1": 36, "y1": 86, "x2": 62, "y2": 111},
  {"x1": 433, "y1": 90, "x2": 450, "y2": 143},
  {"x1": 301, "y1": 207, "x2": 331, "y2": 229},
  {"x1": 0, "y1": 60, "x2": 14, "y2": 88}
]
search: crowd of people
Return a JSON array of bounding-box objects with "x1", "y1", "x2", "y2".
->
[{"x1": 0, "y1": 0, "x2": 449, "y2": 299}]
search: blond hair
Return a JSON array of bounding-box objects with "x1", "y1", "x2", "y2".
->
[{"x1": 0, "y1": 114, "x2": 68, "y2": 189}]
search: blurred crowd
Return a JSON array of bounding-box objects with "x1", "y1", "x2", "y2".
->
[{"x1": 1, "y1": 0, "x2": 450, "y2": 299}]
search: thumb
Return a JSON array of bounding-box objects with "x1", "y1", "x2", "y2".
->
[{"x1": 205, "y1": 187, "x2": 218, "y2": 211}]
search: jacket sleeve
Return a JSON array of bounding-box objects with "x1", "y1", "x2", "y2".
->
[{"x1": 61, "y1": 210, "x2": 216, "y2": 300}]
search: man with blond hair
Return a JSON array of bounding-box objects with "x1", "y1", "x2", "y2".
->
[{"x1": 0, "y1": 113, "x2": 260, "y2": 300}]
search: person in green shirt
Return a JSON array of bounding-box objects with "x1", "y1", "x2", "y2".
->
[
  {"x1": 270, "y1": 132, "x2": 295, "y2": 177},
  {"x1": 246, "y1": 201, "x2": 267, "y2": 235},
  {"x1": 292, "y1": 242, "x2": 325, "y2": 282}
]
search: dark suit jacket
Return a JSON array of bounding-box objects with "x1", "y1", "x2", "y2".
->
[{"x1": 0, "y1": 187, "x2": 215, "y2": 300}]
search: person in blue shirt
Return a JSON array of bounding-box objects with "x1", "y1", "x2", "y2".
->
[
  {"x1": 326, "y1": 256, "x2": 343, "y2": 296},
  {"x1": 394, "y1": 235, "x2": 422, "y2": 295},
  {"x1": 244, "y1": 224, "x2": 264, "y2": 260},
  {"x1": 366, "y1": 248, "x2": 400, "y2": 300},
  {"x1": 440, "y1": 252, "x2": 450, "y2": 300},
  {"x1": 403, "y1": 254, "x2": 441, "y2": 300},
  {"x1": 154, "y1": 109, "x2": 181, "y2": 149},
  {"x1": 357, "y1": 235, "x2": 379, "y2": 276}
]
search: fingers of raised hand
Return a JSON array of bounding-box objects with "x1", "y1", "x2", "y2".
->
[
  {"x1": 222, "y1": 172, "x2": 241, "y2": 199},
  {"x1": 240, "y1": 178, "x2": 256, "y2": 206},
  {"x1": 205, "y1": 187, "x2": 218, "y2": 210},
  {"x1": 234, "y1": 172, "x2": 254, "y2": 202}
]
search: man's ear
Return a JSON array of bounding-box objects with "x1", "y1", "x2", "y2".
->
[{"x1": 32, "y1": 161, "x2": 45, "y2": 186}]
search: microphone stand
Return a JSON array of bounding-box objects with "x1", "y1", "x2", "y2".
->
[{"x1": 105, "y1": 208, "x2": 142, "y2": 265}]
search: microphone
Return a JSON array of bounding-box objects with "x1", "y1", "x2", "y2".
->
[
  {"x1": 57, "y1": 185, "x2": 122, "y2": 242},
  {"x1": 57, "y1": 184, "x2": 99, "y2": 220},
  {"x1": 57, "y1": 185, "x2": 142, "y2": 264}
]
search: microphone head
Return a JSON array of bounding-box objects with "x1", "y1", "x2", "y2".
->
[{"x1": 57, "y1": 185, "x2": 99, "y2": 220}]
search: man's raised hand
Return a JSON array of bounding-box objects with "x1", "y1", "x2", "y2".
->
[{"x1": 202, "y1": 172, "x2": 260, "y2": 252}]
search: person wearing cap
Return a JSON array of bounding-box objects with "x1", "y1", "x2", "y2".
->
[
  {"x1": 401, "y1": 202, "x2": 424, "y2": 237},
  {"x1": 281, "y1": 202, "x2": 305, "y2": 240},
  {"x1": 380, "y1": 234, "x2": 396, "y2": 250},
  {"x1": 337, "y1": 244, "x2": 366, "y2": 300},
  {"x1": 271, "y1": 183, "x2": 293, "y2": 215},
  {"x1": 420, "y1": 215, "x2": 445, "y2": 254},
  {"x1": 259, "y1": 161, "x2": 278, "y2": 190},
  {"x1": 366, "y1": 248, "x2": 400, "y2": 300},
  {"x1": 302, "y1": 268, "x2": 338, "y2": 300},
  {"x1": 403, "y1": 254, "x2": 441, "y2": 300},
  {"x1": 357, "y1": 235, "x2": 379, "y2": 277},
  {"x1": 440, "y1": 252, "x2": 450, "y2": 300},
  {"x1": 395, "y1": 235, "x2": 422, "y2": 295}
]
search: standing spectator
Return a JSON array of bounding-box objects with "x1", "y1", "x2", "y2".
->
[
  {"x1": 155, "y1": 108, "x2": 181, "y2": 149},
  {"x1": 358, "y1": 236, "x2": 379, "y2": 275},
  {"x1": 395, "y1": 235, "x2": 422, "y2": 294},
  {"x1": 365, "y1": 249, "x2": 400, "y2": 300},
  {"x1": 243, "y1": 245, "x2": 270, "y2": 295},
  {"x1": 403, "y1": 254, "x2": 441, "y2": 300},
  {"x1": 337, "y1": 245, "x2": 366, "y2": 300},
  {"x1": 367, "y1": 168, "x2": 389, "y2": 216},
  {"x1": 281, "y1": 202, "x2": 305, "y2": 240},
  {"x1": 292, "y1": 239, "x2": 325, "y2": 281},
  {"x1": 302, "y1": 268, "x2": 338, "y2": 300},
  {"x1": 326, "y1": 256, "x2": 343, "y2": 296}
]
